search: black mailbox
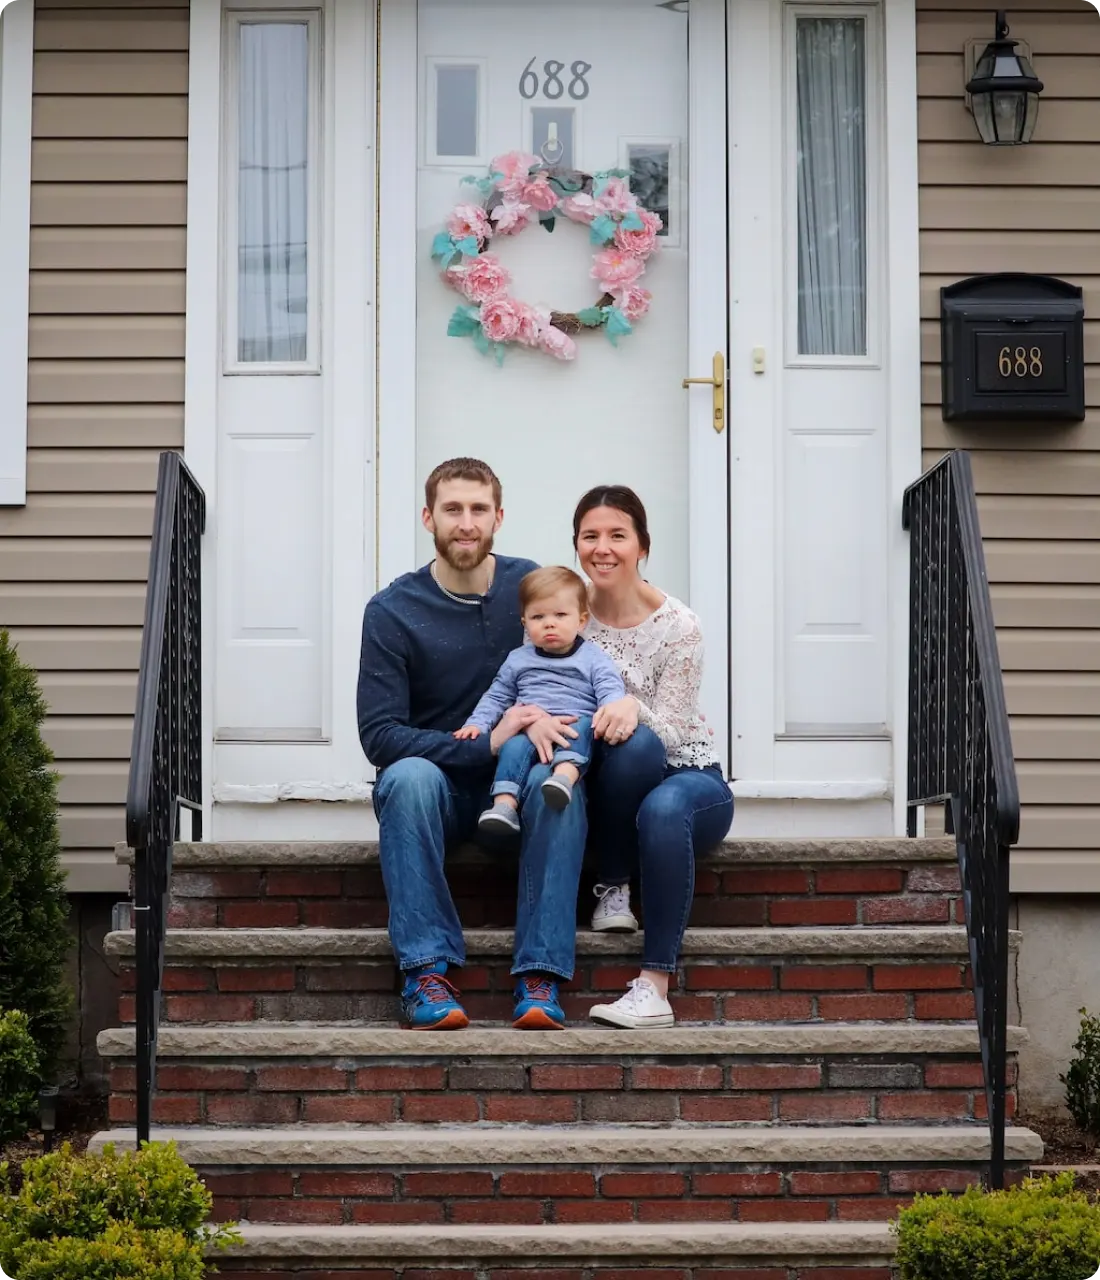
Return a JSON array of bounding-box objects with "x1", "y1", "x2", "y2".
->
[{"x1": 940, "y1": 273, "x2": 1085, "y2": 422}]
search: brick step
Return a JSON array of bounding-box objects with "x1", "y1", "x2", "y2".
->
[
  {"x1": 107, "y1": 927, "x2": 1002, "y2": 1025},
  {"x1": 99, "y1": 1023, "x2": 1020, "y2": 1128},
  {"x1": 88, "y1": 1125, "x2": 1042, "y2": 1226},
  {"x1": 146, "y1": 838, "x2": 961, "y2": 930},
  {"x1": 216, "y1": 1220, "x2": 900, "y2": 1280},
  {"x1": 219, "y1": 1221, "x2": 899, "y2": 1279}
]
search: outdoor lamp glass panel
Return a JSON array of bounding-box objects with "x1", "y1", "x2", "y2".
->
[{"x1": 966, "y1": 11, "x2": 1043, "y2": 145}]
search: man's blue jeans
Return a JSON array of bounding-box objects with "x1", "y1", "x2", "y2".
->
[
  {"x1": 373, "y1": 724, "x2": 663, "y2": 982},
  {"x1": 490, "y1": 717, "x2": 593, "y2": 798}
]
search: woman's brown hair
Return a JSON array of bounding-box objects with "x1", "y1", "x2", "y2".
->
[{"x1": 572, "y1": 485, "x2": 651, "y2": 557}]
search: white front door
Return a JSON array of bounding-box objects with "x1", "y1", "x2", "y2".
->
[{"x1": 378, "y1": 0, "x2": 731, "y2": 767}]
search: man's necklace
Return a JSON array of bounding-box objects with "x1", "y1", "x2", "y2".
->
[{"x1": 430, "y1": 558, "x2": 494, "y2": 605}]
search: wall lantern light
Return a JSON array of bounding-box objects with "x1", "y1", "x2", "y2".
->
[{"x1": 966, "y1": 11, "x2": 1043, "y2": 145}]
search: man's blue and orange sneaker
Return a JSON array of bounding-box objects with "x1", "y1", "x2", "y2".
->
[
  {"x1": 513, "y1": 974, "x2": 566, "y2": 1029},
  {"x1": 401, "y1": 962, "x2": 469, "y2": 1030}
]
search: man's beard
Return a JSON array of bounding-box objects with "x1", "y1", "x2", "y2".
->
[{"x1": 434, "y1": 530, "x2": 494, "y2": 573}]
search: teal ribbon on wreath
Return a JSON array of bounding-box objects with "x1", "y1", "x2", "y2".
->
[{"x1": 431, "y1": 233, "x2": 480, "y2": 269}]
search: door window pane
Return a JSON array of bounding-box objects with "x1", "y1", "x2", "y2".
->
[
  {"x1": 795, "y1": 16, "x2": 866, "y2": 357},
  {"x1": 436, "y1": 64, "x2": 480, "y2": 157},
  {"x1": 237, "y1": 22, "x2": 310, "y2": 364}
]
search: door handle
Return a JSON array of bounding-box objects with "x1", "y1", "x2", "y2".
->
[{"x1": 682, "y1": 352, "x2": 726, "y2": 434}]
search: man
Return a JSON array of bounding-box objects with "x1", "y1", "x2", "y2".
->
[{"x1": 357, "y1": 457, "x2": 584, "y2": 1030}]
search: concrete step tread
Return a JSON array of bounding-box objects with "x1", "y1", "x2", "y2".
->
[
  {"x1": 118, "y1": 837, "x2": 956, "y2": 868},
  {"x1": 97, "y1": 1021, "x2": 1027, "y2": 1059},
  {"x1": 106, "y1": 925, "x2": 1003, "y2": 960},
  {"x1": 223, "y1": 1220, "x2": 897, "y2": 1261},
  {"x1": 90, "y1": 1123, "x2": 1044, "y2": 1164}
]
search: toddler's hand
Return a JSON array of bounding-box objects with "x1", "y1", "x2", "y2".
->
[{"x1": 453, "y1": 725, "x2": 481, "y2": 740}]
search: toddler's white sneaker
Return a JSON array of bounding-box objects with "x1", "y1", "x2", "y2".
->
[
  {"x1": 591, "y1": 882, "x2": 638, "y2": 932},
  {"x1": 589, "y1": 976, "x2": 674, "y2": 1029}
]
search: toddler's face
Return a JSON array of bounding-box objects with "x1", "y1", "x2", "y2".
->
[{"x1": 523, "y1": 589, "x2": 585, "y2": 653}]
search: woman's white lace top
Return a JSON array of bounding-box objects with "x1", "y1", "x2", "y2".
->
[{"x1": 584, "y1": 595, "x2": 717, "y2": 770}]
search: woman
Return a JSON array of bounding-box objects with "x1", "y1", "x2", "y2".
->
[{"x1": 575, "y1": 485, "x2": 734, "y2": 1029}]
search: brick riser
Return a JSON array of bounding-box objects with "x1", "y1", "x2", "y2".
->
[
  {"x1": 117, "y1": 958, "x2": 977, "y2": 1026},
  {"x1": 107, "y1": 1054, "x2": 1018, "y2": 1127},
  {"x1": 195, "y1": 1162, "x2": 1025, "y2": 1226},
  {"x1": 165, "y1": 865, "x2": 964, "y2": 930},
  {"x1": 219, "y1": 1265, "x2": 896, "y2": 1280}
]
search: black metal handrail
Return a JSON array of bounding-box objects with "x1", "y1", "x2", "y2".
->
[
  {"x1": 903, "y1": 449, "x2": 1020, "y2": 1190},
  {"x1": 126, "y1": 452, "x2": 205, "y2": 1146}
]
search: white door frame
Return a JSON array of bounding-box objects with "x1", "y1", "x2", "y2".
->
[{"x1": 377, "y1": 0, "x2": 732, "y2": 771}]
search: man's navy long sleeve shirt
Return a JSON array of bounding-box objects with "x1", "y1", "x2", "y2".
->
[{"x1": 357, "y1": 555, "x2": 538, "y2": 775}]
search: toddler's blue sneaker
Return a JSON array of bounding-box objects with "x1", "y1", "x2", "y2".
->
[
  {"x1": 513, "y1": 974, "x2": 565, "y2": 1029},
  {"x1": 401, "y1": 962, "x2": 469, "y2": 1030}
]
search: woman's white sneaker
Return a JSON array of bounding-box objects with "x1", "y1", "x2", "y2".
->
[
  {"x1": 589, "y1": 977, "x2": 674, "y2": 1029},
  {"x1": 591, "y1": 883, "x2": 638, "y2": 932}
]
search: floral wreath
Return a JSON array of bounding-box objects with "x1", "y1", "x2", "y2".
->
[{"x1": 431, "y1": 150, "x2": 662, "y2": 363}]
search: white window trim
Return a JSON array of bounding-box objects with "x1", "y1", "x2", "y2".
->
[
  {"x1": 221, "y1": 7, "x2": 324, "y2": 375},
  {"x1": 782, "y1": 1, "x2": 884, "y2": 371},
  {"x1": 0, "y1": 0, "x2": 33, "y2": 507}
]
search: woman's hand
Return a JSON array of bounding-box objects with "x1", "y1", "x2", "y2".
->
[
  {"x1": 489, "y1": 704, "x2": 545, "y2": 756},
  {"x1": 593, "y1": 697, "x2": 640, "y2": 745},
  {"x1": 525, "y1": 714, "x2": 579, "y2": 765},
  {"x1": 453, "y1": 724, "x2": 480, "y2": 740}
]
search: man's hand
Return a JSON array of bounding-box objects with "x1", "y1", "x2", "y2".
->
[
  {"x1": 453, "y1": 724, "x2": 481, "y2": 740},
  {"x1": 526, "y1": 714, "x2": 579, "y2": 765},
  {"x1": 490, "y1": 703, "x2": 545, "y2": 756},
  {"x1": 593, "y1": 696, "x2": 640, "y2": 745}
]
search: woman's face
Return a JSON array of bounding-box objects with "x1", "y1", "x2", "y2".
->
[{"x1": 576, "y1": 505, "x2": 645, "y2": 587}]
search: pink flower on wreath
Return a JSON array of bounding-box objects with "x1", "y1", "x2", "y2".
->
[
  {"x1": 521, "y1": 173, "x2": 559, "y2": 213},
  {"x1": 492, "y1": 150, "x2": 541, "y2": 201},
  {"x1": 561, "y1": 193, "x2": 598, "y2": 224},
  {"x1": 447, "y1": 203, "x2": 492, "y2": 242},
  {"x1": 595, "y1": 177, "x2": 635, "y2": 216},
  {"x1": 614, "y1": 208, "x2": 662, "y2": 259},
  {"x1": 515, "y1": 303, "x2": 545, "y2": 348},
  {"x1": 611, "y1": 283, "x2": 652, "y2": 321},
  {"x1": 480, "y1": 296, "x2": 523, "y2": 344},
  {"x1": 459, "y1": 255, "x2": 511, "y2": 304},
  {"x1": 540, "y1": 324, "x2": 578, "y2": 361},
  {"x1": 592, "y1": 247, "x2": 644, "y2": 288},
  {"x1": 491, "y1": 201, "x2": 533, "y2": 235}
]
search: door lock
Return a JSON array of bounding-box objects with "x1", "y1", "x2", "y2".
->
[{"x1": 682, "y1": 352, "x2": 726, "y2": 434}]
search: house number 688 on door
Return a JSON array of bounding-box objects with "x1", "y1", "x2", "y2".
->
[{"x1": 518, "y1": 58, "x2": 592, "y2": 100}]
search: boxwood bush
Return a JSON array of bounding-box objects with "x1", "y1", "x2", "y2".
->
[
  {"x1": 0, "y1": 1141, "x2": 242, "y2": 1280},
  {"x1": 894, "y1": 1172, "x2": 1100, "y2": 1280},
  {"x1": 0, "y1": 629, "x2": 72, "y2": 1076},
  {"x1": 1062, "y1": 1007, "x2": 1100, "y2": 1140},
  {"x1": 0, "y1": 1011, "x2": 40, "y2": 1143}
]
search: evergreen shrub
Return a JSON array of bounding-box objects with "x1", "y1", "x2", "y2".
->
[
  {"x1": 0, "y1": 628, "x2": 72, "y2": 1074},
  {"x1": 0, "y1": 1141, "x2": 242, "y2": 1280},
  {"x1": 0, "y1": 1011, "x2": 40, "y2": 1143},
  {"x1": 894, "y1": 1172, "x2": 1100, "y2": 1280},
  {"x1": 1062, "y1": 1006, "x2": 1100, "y2": 1140}
]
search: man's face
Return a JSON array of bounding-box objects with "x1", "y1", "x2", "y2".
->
[{"x1": 423, "y1": 478, "x2": 502, "y2": 572}]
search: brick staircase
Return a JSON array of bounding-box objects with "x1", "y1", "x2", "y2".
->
[{"x1": 93, "y1": 836, "x2": 1042, "y2": 1279}]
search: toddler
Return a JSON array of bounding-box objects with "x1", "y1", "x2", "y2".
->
[{"x1": 454, "y1": 566, "x2": 625, "y2": 836}]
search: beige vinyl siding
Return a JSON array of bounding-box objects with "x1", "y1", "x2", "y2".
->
[
  {"x1": 918, "y1": 0, "x2": 1100, "y2": 866},
  {"x1": 0, "y1": 0, "x2": 187, "y2": 892}
]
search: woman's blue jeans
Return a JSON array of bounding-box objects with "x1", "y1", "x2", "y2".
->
[{"x1": 589, "y1": 741, "x2": 734, "y2": 972}]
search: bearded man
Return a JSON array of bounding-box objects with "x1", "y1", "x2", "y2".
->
[{"x1": 357, "y1": 457, "x2": 583, "y2": 1030}]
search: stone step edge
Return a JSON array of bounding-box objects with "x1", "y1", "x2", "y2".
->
[
  {"x1": 97, "y1": 1021, "x2": 1028, "y2": 1059},
  {"x1": 106, "y1": 925, "x2": 1007, "y2": 960},
  {"x1": 88, "y1": 1123, "x2": 1044, "y2": 1164},
  {"x1": 117, "y1": 837, "x2": 956, "y2": 868},
  {"x1": 217, "y1": 1220, "x2": 896, "y2": 1263}
]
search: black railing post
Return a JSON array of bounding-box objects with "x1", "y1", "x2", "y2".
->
[
  {"x1": 903, "y1": 450, "x2": 1020, "y2": 1191},
  {"x1": 127, "y1": 452, "x2": 205, "y2": 1149}
]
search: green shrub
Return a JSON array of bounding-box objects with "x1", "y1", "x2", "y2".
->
[
  {"x1": 0, "y1": 1141, "x2": 242, "y2": 1280},
  {"x1": 1062, "y1": 1006, "x2": 1100, "y2": 1139},
  {"x1": 0, "y1": 629, "x2": 72, "y2": 1075},
  {"x1": 0, "y1": 1011, "x2": 40, "y2": 1142},
  {"x1": 894, "y1": 1172, "x2": 1100, "y2": 1280}
]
